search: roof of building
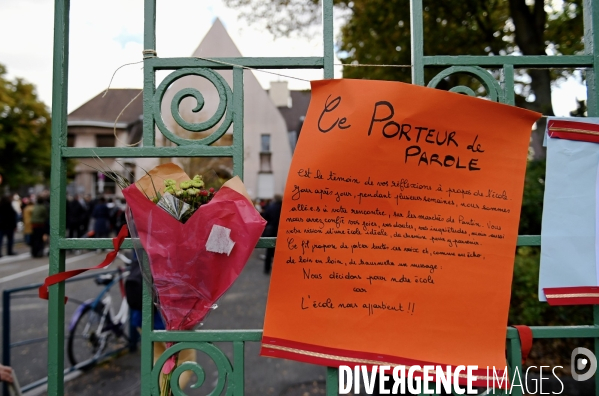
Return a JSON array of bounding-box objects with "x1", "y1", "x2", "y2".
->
[
  {"x1": 277, "y1": 90, "x2": 311, "y2": 132},
  {"x1": 68, "y1": 88, "x2": 142, "y2": 127}
]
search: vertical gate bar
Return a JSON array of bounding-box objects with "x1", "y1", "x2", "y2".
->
[
  {"x1": 326, "y1": 367, "x2": 338, "y2": 396},
  {"x1": 410, "y1": 0, "x2": 424, "y2": 86},
  {"x1": 322, "y1": 0, "x2": 334, "y2": 79},
  {"x1": 502, "y1": 64, "x2": 515, "y2": 106},
  {"x1": 2, "y1": 291, "x2": 10, "y2": 396},
  {"x1": 141, "y1": 254, "x2": 155, "y2": 395},
  {"x1": 47, "y1": 0, "x2": 70, "y2": 394},
  {"x1": 143, "y1": 0, "x2": 157, "y2": 147},
  {"x1": 594, "y1": 305, "x2": 599, "y2": 396},
  {"x1": 507, "y1": 337, "x2": 523, "y2": 396},
  {"x1": 585, "y1": 0, "x2": 599, "y2": 388},
  {"x1": 233, "y1": 341, "x2": 245, "y2": 395},
  {"x1": 584, "y1": 0, "x2": 599, "y2": 117},
  {"x1": 233, "y1": 67, "x2": 244, "y2": 179},
  {"x1": 141, "y1": 1, "x2": 158, "y2": 393}
]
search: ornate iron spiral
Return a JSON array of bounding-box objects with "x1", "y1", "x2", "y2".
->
[
  {"x1": 152, "y1": 342, "x2": 234, "y2": 396},
  {"x1": 427, "y1": 66, "x2": 505, "y2": 104},
  {"x1": 153, "y1": 68, "x2": 233, "y2": 146}
]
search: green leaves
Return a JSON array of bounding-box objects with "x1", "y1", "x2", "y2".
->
[{"x1": 0, "y1": 63, "x2": 51, "y2": 189}]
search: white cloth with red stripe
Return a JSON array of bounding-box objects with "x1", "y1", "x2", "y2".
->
[{"x1": 539, "y1": 117, "x2": 599, "y2": 302}]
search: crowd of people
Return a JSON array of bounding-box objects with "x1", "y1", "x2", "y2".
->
[
  {"x1": 0, "y1": 193, "x2": 128, "y2": 258},
  {"x1": 0, "y1": 190, "x2": 282, "y2": 272}
]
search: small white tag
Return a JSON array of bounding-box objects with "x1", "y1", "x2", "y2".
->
[{"x1": 205, "y1": 225, "x2": 235, "y2": 255}]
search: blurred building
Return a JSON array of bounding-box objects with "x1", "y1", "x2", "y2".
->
[
  {"x1": 67, "y1": 88, "x2": 142, "y2": 197},
  {"x1": 67, "y1": 19, "x2": 311, "y2": 200},
  {"x1": 160, "y1": 18, "x2": 295, "y2": 200},
  {"x1": 270, "y1": 82, "x2": 310, "y2": 153}
]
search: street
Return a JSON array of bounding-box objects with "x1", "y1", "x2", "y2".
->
[{"x1": 0, "y1": 242, "x2": 329, "y2": 396}]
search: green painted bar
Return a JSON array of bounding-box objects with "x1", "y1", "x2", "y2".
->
[
  {"x1": 256, "y1": 237, "x2": 276, "y2": 248},
  {"x1": 47, "y1": 0, "x2": 70, "y2": 394},
  {"x1": 502, "y1": 64, "x2": 515, "y2": 106},
  {"x1": 62, "y1": 146, "x2": 234, "y2": 158},
  {"x1": 142, "y1": 68, "x2": 156, "y2": 147},
  {"x1": 409, "y1": 0, "x2": 424, "y2": 85},
  {"x1": 141, "y1": 256, "x2": 155, "y2": 396},
  {"x1": 150, "y1": 330, "x2": 263, "y2": 342},
  {"x1": 143, "y1": 0, "x2": 157, "y2": 147},
  {"x1": 233, "y1": 67, "x2": 244, "y2": 179},
  {"x1": 60, "y1": 236, "x2": 534, "y2": 249},
  {"x1": 584, "y1": 2, "x2": 599, "y2": 392},
  {"x1": 233, "y1": 341, "x2": 245, "y2": 395},
  {"x1": 149, "y1": 56, "x2": 324, "y2": 70},
  {"x1": 58, "y1": 238, "x2": 134, "y2": 249},
  {"x1": 423, "y1": 55, "x2": 593, "y2": 67},
  {"x1": 516, "y1": 235, "x2": 540, "y2": 246},
  {"x1": 507, "y1": 338, "x2": 523, "y2": 396},
  {"x1": 141, "y1": 4, "x2": 157, "y2": 390},
  {"x1": 326, "y1": 367, "x2": 339, "y2": 396},
  {"x1": 322, "y1": 0, "x2": 334, "y2": 79},
  {"x1": 506, "y1": 326, "x2": 599, "y2": 339},
  {"x1": 58, "y1": 236, "x2": 275, "y2": 249},
  {"x1": 143, "y1": 0, "x2": 156, "y2": 52},
  {"x1": 584, "y1": 0, "x2": 599, "y2": 117},
  {"x1": 594, "y1": 306, "x2": 599, "y2": 395},
  {"x1": 148, "y1": 326, "x2": 599, "y2": 355}
]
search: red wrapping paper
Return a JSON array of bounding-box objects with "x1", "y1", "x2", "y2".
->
[{"x1": 123, "y1": 180, "x2": 266, "y2": 331}]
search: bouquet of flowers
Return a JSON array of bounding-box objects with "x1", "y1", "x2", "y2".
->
[
  {"x1": 123, "y1": 163, "x2": 265, "y2": 330},
  {"x1": 40, "y1": 162, "x2": 266, "y2": 396},
  {"x1": 122, "y1": 163, "x2": 266, "y2": 395}
]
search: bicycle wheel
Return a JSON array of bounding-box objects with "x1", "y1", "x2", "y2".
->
[{"x1": 67, "y1": 304, "x2": 109, "y2": 368}]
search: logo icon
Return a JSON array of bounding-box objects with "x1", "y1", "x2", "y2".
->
[{"x1": 571, "y1": 347, "x2": 597, "y2": 381}]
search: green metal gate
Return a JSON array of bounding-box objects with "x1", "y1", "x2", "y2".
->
[{"x1": 46, "y1": 0, "x2": 599, "y2": 394}]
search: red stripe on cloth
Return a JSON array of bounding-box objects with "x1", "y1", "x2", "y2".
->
[
  {"x1": 38, "y1": 224, "x2": 129, "y2": 302},
  {"x1": 547, "y1": 120, "x2": 599, "y2": 144},
  {"x1": 543, "y1": 286, "x2": 599, "y2": 306},
  {"x1": 260, "y1": 336, "x2": 508, "y2": 388},
  {"x1": 512, "y1": 325, "x2": 533, "y2": 365}
]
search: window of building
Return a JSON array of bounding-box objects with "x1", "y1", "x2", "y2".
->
[
  {"x1": 261, "y1": 134, "x2": 271, "y2": 153},
  {"x1": 259, "y1": 153, "x2": 272, "y2": 173},
  {"x1": 67, "y1": 134, "x2": 75, "y2": 147},
  {"x1": 96, "y1": 134, "x2": 115, "y2": 147}
]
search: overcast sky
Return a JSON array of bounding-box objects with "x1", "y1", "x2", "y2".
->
[
  {"x1": 0, "y1": 0, "x2": 338, "y2": 113},
  {"x1": 0, "y1": 0, "x2": 587, "y2": 116}
]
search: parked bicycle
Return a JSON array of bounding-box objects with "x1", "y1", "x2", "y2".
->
[{"x1": 66, "y1": 252, "x2": 132, "y2": 368}]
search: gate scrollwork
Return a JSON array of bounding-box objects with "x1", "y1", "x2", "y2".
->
[
  {"x1": 427, "y1": 66, "x2": 505, "y2": 104},
  {"x1": 153, "y1": 68, "x2": 233, "y2": 146}
]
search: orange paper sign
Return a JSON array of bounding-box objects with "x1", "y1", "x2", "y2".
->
[{"x1": 260, "y1": 79, "x2": 539, "y2": 385}]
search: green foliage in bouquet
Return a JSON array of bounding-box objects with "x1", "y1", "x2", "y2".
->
[
  {"x1": 155, "y1": 176, "x2": 216, "y2": 223},
  {"x1": 87, "y1": 158, "x2": 218, "y2": 224}
]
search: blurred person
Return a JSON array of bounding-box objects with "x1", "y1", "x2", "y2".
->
[
  {"x1": 262, "y1": 194, "x2": 283, "y2": 274},
  {"x1": 92, "y1": 197, "x2": 110, "y2": 239},
  {"x1": 30, "y1": 196, "x2": 49, "y2": 258},
  {"x1": 82, "y1": 194, "x2": 93, "y2": 232},
  {"x1": 11, "y1": 195, "x2": 21, "y2": 222},
  {"x1": 0, "y1": 196, "x2": 17, "y2": 257},
  {"x1": 109, "y1": 199, "x2": 126, "y2": 234},
  {"x1": 21, "y1": 198, "x2": 33, "y2": 246},
  {"x1": 66, "y1": 194, "x2": 86, "y2": 238}
]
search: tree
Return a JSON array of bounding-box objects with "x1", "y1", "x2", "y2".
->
[
  {"x1": 224, "y1": 0, "x2": 584, "y2": 159},
  {"x1": 0, "y1": 63, "x2": 52, "y2": 190}
]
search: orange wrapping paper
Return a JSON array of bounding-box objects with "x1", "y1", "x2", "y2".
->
[{"x1": 260, "y1": 79, "x2": 539, "y2": 386}]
